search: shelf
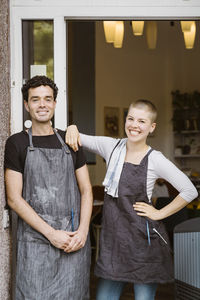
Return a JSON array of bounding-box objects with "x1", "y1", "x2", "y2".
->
[
  {"x1": 174, "y1": 155, "x2": 200, "y2": 158},
  {"x1": 174, "y1": 130, "x2": 200, "y2": 134}
]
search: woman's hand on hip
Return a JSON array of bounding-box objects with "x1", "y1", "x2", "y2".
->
[{"x1": 133, "y1": 202, "x2": 161, "y2": 220}]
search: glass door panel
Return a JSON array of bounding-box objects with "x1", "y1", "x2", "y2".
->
[{"x1": 22, "y1": 20, "x2": 54, "y2": 126}]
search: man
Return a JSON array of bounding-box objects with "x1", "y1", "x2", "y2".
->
[{"x1": 4, "y1": 75, "x2": 93, "y2": 299}]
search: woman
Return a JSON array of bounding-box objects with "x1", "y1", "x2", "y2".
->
[{"x1": 66, "y1": 99, "x2": 198, "y2": 300}]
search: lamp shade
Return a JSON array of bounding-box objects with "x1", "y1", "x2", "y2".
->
[
  {"x1": 132, "y1": 21, "x2": 144, "y2": 36},
  {"x1": 146, "y1": 21, "x2": 157, "y2": 49},
  {"x1": 183, "y1": 21, "x2": 196, "y2": 49},
  {"x1": 103, "y1": 21, "x2": 116, "y2": 43},
  {"x1": 114, "y1": 21, "x2": 124, "y2": 48},
  {"x1": 180, "y1": 21, "x2": 193, "y2": 32}
]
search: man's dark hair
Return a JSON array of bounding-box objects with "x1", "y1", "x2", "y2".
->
[{"x1": 21, "y1": 75, "x2": 58, "y2": 102}]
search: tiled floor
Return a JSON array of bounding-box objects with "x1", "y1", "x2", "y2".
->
[{"x1": 90, "y1": 252, "x2": 175, "y2": 300}]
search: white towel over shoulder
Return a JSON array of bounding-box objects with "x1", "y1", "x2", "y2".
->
[{"x1": 102, "y1": 138, "x2": 127, "y2": 198}]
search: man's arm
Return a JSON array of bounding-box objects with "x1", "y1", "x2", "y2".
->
[
  {"x1": 64, "y1": 164, "x2": 93, "y2": 253},
  {"x1": 5, "y1": 169, "x2": 72, "y2": 249}
]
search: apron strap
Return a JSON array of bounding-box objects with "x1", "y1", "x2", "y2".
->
[
  {"x1": 28, "y1": 128, "x2": 35, "y2": 151},
  {"x1": 147, "y1": 148, "x2": 154, "y2": 156},
  {"x1": 53, "y1": 128, "x2": 70, "y2": 154},
  {"x1": 107, "y1": 139, "x2": 121, "y2": 169},
  {"x1": 28, "y1": 127, "x2": 70, "y2": 154}
]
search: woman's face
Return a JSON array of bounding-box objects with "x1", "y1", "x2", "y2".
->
[{"x1": 125, "y1": 106, "x2": 156, "y2": 143}]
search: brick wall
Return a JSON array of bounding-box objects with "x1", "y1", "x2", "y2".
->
[{"x1": 0, "y1": 0, "x2": 11, "y2": 299}]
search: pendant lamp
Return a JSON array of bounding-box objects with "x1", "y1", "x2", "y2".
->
[
  {"x1": 132, "y1": 21, "x2": 144, "y2": 36},
  {"x1": 180, "y1": 21, "x2": 193, "y2": 32},
  {"x1": 103, "y1": 21, "x2": 116, "y2": 43},
  {"x1": 114, "y1": 21, "x2": 124, "y2": 48},
  {"x1": 146, "y1": 21, "x2": 157, "y2": 49},
  {"x1": 183, "y1": 21, "x2": 196, "y2": 49}
]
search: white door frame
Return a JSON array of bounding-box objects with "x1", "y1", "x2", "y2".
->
[
  {"x1": 10, "y1": 0, "x2": 200, "y2": 133},
  {"x1": 10, "y1": 8, "x2": 67, "y2": 132}
]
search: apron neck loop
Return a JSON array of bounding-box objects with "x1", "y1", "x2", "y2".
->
[
  {"x1": 28, "y1": 127, "x2": 70, "y2": 154},
  {"x1": 28, "y1": 128, "x2": 35, "y2": 151},
  {"x1": 53, "y1": 128, "x2": 70, "y2": 154}
]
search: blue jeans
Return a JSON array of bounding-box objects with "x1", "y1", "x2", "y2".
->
[{"x1": 96, "y1": 278, "x2": 157, "y2": 300}]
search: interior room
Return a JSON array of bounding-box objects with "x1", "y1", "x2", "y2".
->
[{"x1": 68, "y1": 20, "x2": 200, "y2": 192}]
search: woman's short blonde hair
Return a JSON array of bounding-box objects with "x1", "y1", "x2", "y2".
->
[{"x1": 129, "y1": 99, "x2": 157, "y2": 123}]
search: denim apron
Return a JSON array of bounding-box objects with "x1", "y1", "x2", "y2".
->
[
  {"x1": 15, "y1": 129, "x2": 90, "y2": 300},
  {"x1": 95, "y1": 149, "x2": 173, "y2": 284}
]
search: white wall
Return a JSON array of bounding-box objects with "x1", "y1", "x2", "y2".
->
[{"x1": 89, "y1": 20, "x2": 200, "y2": 185}]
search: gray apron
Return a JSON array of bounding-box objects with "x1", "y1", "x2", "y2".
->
[
  {"x1": 95, "y1": 149, "x2": 173, "y2": 284},
  {"x1": 16, "y1": 129, "x2": 90, "y2": 300}
]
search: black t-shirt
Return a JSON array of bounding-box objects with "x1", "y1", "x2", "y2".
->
[{"x1": 4, "y1": 129, "x2": 86, "y2": 173}]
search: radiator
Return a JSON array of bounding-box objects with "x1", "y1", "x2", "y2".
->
[{"x1": 174, "y1": 217, "x2": 200, "y2": 300}]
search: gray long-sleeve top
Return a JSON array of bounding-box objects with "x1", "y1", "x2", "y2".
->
[{"x1": 80, "y1": 133, "x2": 198, "y2": 203}]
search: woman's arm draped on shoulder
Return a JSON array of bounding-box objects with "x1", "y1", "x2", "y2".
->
[
  {"x1": 66, "y1": 125, "x2": 82, "y2": 151},
  {"x1": 66, "y1": 125, "x2": 119, "y2": 162},
  {"x1": 80, "y1": 133, "x2": 119, "y2": 162}
]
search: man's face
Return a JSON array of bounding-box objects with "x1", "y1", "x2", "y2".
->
[{"x1": 24, "y1": 85, "x2": 56, "y2": 124}]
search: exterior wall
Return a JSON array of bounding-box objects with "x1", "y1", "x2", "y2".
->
[{"x1": 0, "y1": 1, "x2": 11, "y2": 299}]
